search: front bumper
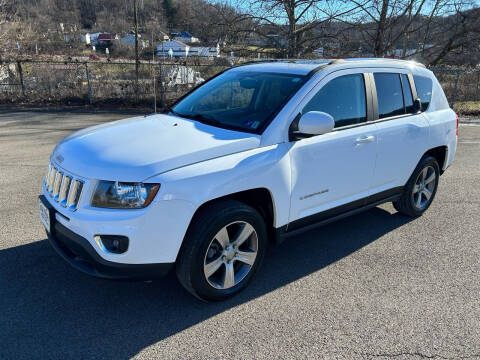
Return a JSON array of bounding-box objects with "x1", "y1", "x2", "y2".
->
[
  {"x1": 40, "y1": 195, "x2": 174, "y2": 280},
  {"x1": 41, "y1": 180, "x2": 196, "y2": 264}
]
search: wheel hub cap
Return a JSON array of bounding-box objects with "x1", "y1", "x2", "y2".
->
[{"x1": 224, "y1": 246, "x2": 235, "y2": 262}]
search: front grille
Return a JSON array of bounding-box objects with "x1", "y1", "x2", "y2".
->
[{"x1": 44, "y1": 162, "x2": 84, "y2": 211}]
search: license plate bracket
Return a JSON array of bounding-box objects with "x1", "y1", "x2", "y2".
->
[{"x1": 39, "y1": 196, "x2": 55, "y2": 234}]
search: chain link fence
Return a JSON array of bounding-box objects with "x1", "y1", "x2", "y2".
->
[
  {"x1": 1, "y1": 60, "x2": 479, "y2": 112},
  {"x1": 430, "y1": 68, "x2": 480, "y2": 104},
  {"x1": 0, "y1": 60, "x2": 229, "y2": 109}
]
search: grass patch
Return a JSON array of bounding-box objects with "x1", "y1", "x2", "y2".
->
[{"x1": 453, "y1": 101, "x2": 480, "y2": 116}]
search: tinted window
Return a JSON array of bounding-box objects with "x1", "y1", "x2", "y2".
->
[
  {"x1": 302, "y1": 74, "x2": 367, "y2": 128},
  {"x1": 172, "y1": 71, "x2": 306, "y2": 133},
  {"x1": 414, "y1": 75, "x2": 433, "y2": 111},
  {"x1": 401, "y1": 74, "x2": 414, "y2": 113},
  {"x1": 374, "y1": 73, "x2": 404, "y2": 119}
]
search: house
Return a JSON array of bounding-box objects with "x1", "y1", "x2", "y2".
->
[
  {"x1": 159, "y1": 31, "x2": 170, "y2": 41},
  {"x1": 313, "y1": 47, "x2": 324, "y2": 58},
  {"x1": 157, "y1": 40, "x2": 221, "y2": 58},
  {"x1": 83, "y1": 32, "x2": 100, "y2": 45},
  {"x1": 249, "y1": 33, "x2": 287, "y2": 48},
  {"x1": 97, "y1": 33, "x2": 119, "y2": 47},
  {"x1": 172, "y1": 31, "x2": 200, "y2": 44},
  {"x1": 157, "y1": 40, "x2": 190, "y2": 57},
  {"x1": 386, "y1": 44, "x2": 434, "y2": 58},
  {"x1": 81, "y1": 33, "x2": 91, "y2": 45},
  {"x1": 188, "y1": 44, "x2": 220, "y2": 57},
  {"x1": 120, "y1": 33, "x2": 149, "y2": 48}
]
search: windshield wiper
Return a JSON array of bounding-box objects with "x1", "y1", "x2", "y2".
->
[
  {"x1": 165, "y1": 107, "x2": 180, "y2": 116},
  {"x1": 188, "y1": 113, "x2": 220, "y2": 125},
  {"x1": 167, "y1": 109, "x2": 220, "y2": 126}
]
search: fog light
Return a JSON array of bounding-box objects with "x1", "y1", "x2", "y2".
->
[{"x1": 94, "y1": 235, "x2": 129, "y2": 254}]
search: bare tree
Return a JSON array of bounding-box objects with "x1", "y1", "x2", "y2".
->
[
  {"x1": 229, "y1": 0, "x2": 360, "y2": 58},
  {"x1": 344, "y1": 0, "x2": 478, "y2": 61},
  {"x1": 423, "y1": 5, "x2": 480, "y2": 65},
  {"x1": 0, "y1": 0, "x2": 18, "y2": 59}
]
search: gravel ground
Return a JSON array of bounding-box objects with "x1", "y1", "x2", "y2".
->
[{"x1": 0, "y1": 109, "x2": 479, "y2": 360}]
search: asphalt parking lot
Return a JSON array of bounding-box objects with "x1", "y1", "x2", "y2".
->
[{"x1": 0, "y1": 108, "x2": 479, "y2": 360}]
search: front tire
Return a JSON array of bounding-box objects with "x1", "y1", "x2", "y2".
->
[
  {"x1": 393, "y1": 155, "x2": 440, "y2": 217},
  {"x1": 176, "y1": 199, "x2": 267, "y2": 301}
]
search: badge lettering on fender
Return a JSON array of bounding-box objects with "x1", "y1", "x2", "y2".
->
[{"x1": 300, "y1": 189, "x2": 329, "y2": 200}]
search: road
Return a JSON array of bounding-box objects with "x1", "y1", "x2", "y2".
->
[{"x1": 0, "y1": 109, "x2": 479, "y2": 360}]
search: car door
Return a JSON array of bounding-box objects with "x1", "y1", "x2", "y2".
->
[
  {"x1": 288, "y1": 70, "x2": 378, "y2": 230},
  {"x1": 369, "y1": 71, "x2": 429, "y2": 193}
]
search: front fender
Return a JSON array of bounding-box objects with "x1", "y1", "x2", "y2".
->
[{"x1": 148, "y1": 143, "x2": 292, "y2": 228}]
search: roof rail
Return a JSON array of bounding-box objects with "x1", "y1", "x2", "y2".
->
[
  {"x1": 232, "y1": 57, "x2": 425, "y2": 74},
  {"x1": 237, "y1": 59, "x2": 297, "y2": 66},
  {"x1": 337, "y1": 57, "x2": 426, "y2": 68}
]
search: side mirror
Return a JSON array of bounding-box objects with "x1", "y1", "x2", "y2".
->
[
  {"x1": 297, "y1": 111, "x2": 335, "y2": 136},
  {"x1": 413, "y1": 98, "x2": 422, "y2": 113}
]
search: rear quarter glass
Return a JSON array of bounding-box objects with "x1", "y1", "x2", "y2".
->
[{"x1": 413, "y1": 75, "x2": 433, "y2": 111}]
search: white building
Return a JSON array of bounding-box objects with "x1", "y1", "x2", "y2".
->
[
  {"x1": 157, "y1": 41, "x2": 221, "y2": 58},
  {"x1": 157, "y1": 40, "x2": 190, "y2": 57},
  {"x1": 82, "y1": 32, "x2": 100, "y2": 45},
  {"x1": 172, "y1": 31, "x2": 199, "y2": 44}
]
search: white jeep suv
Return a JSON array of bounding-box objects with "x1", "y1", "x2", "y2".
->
[{"x1": 39, "y1": 59, "x2": 457, "y2": 301}]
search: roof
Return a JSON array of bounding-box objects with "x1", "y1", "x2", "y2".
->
[
  {"x1": 231, "y1": 58, "x2": 426, "y2": 76},
  {"x1": 97, "y1": 33, "x2": 117, "y2": 41},
  {"x1": 156, "y1": 40, "x2": 189, "y2": 49}
]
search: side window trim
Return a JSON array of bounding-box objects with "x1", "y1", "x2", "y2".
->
[
  {"x1": 302, "y1": 73, "x2": 369, "y2": 128},
  {"x1": 289, "y1": 70, "x2": 375, "y2": 138},
  {"x1": 400, "y1": 74, "x2": 415, "y2": 114},
  {"x1": 365, "y1": 73, "x2": 378, "y2": 121},
  {"x1": 369, "y1": 71, "x2": 422, "y2": 122},
  {"x1": 407, "y1": 74, "x2": 419, "y2": 103},
  {"x1": 399, "y1": 74, "x2": 407, "y2": 113}
]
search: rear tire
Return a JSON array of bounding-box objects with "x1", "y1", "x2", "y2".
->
[
  {"x1": 393, "y1": 155, "x2": 440, "y2": 217},
  {"x1": 176, "y1": 199, "x2": 267, "y2": 301}
]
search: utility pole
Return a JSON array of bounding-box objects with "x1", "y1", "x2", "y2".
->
[
  {"x1": 152, "y1": 31, "x2": 156, "y2": 113},
  {"x1": 134, "y1": 0, "x2": 139, "y2": 104}
]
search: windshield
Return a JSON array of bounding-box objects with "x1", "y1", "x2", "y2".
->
[{"x1": 171, "y1": 71, "x2": 306, "y2": 133}]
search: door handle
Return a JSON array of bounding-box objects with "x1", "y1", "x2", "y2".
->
[{"x1": 355, "y1": 135, "x2": 375, "y2": 145}]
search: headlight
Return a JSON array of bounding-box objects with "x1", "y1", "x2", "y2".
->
[{"x1": 92, "y1": 181, "x2": 160, "y2": 209}]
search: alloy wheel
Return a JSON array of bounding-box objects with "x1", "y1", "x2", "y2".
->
[
  {"x1": 412, "y1": 165, "x2": 436, "y2": 210},
  {"x1": 203, "y1": 221, "x2": 258, "y2": 290}
]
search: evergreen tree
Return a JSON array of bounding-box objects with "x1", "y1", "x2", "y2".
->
[
  {"x1": 78, "y1": 0, "x2": 96, "y2": 29},
  {"x1": 162, "y1": 0, "x2": 177, "y2": 28}
]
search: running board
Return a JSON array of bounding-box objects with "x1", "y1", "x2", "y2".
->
[{"x1": 277, "y1": 194, "x2": 401, "y2": 241}]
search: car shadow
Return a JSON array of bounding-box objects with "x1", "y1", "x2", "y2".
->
[{"x1": 0, "y1": 207, "x2": 413, "y2": 359}]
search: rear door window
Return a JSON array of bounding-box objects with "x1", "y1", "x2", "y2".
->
[
  {"x1": 374, "y1": 73, "x2": 404, "y2": 119},
  {"x1": 302, "y1": 74, "x2": 367, "y2": 128},
  {"x1": 413, "y1": 75, "x2": 433, "y2": 111}
]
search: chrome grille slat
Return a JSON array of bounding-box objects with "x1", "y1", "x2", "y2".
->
[
  {"x1": 53, "y1": 171, "x2": 63, "y2": 200},
  {"x1": 58, "y1": 175, "x2": 71, "y2": 206},
  {"x1": 66, "y1": 180, "x2": 78, "y2": 209},
  {"x1": 47, "y1": 166, "x2": 56, "y2": 192},
  {"x1": 69, "y1": 180, "x2": 84, "y2": 210},
  {"x1": 43, "y1": 162, "x2": 84, "y2": 211}
]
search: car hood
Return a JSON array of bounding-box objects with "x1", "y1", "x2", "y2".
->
[{"x1": 52, "y1": 114, "x2": 261, "y2": 181}]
